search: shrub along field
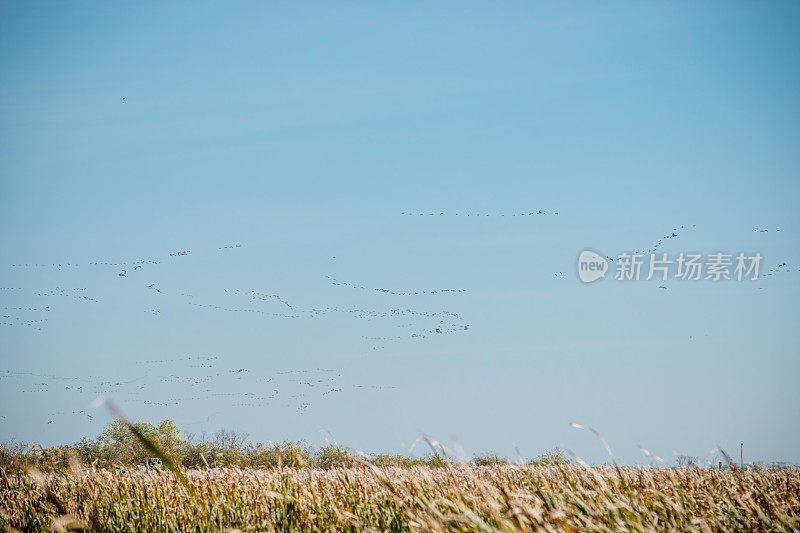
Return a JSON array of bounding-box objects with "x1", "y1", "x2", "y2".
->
[{"x1": 0, "y1": 419, "x2": 570, "y2": 472}]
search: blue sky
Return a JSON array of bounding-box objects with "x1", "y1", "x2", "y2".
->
[{"x1": 1, "y1": 1, "x2": 799, "y2": 466}]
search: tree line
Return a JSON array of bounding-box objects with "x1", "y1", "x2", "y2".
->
[{"x1": 0, "y1": 419, "x2": 572, "y2": 471}]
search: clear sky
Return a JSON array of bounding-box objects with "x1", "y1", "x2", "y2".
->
[{"x1": 1, "y1": 1, "x2": 799, "y2": 466}]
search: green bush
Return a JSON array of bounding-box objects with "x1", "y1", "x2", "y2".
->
[
  {"x1": 528, "y1": 446, "x2": 572, "y2": 466},
  {"x1": 472, "y1": 453, "x2": 508, "y2": 466},
  {"x1": 316, "y1": 445, "x2": 360, "y2": 469},
  {"x1": 0, "y1": 419, "x2": 579, "y2": 472},
  {"x1": 369, "y1": 453, "x2": 418, "y2": 468}
]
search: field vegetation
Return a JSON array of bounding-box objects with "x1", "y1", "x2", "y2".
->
[{"x1": 2, "y1": 419, "x2": 798, "y2": 532}]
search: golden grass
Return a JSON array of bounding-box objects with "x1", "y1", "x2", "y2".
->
[{"x1": 2, "y1": 464, "x2": 798, "y2": 532}]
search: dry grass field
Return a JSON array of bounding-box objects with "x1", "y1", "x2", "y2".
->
[{"x1": 2, "y1": 463, "x2": 799, "y2": 532}]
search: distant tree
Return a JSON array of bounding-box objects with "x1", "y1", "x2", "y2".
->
[
  {"x1": 472, "y1": 453, "x2": 508, "y2": 466},
  {"x1": 528, "y1": 447, "x2": 572, "y2": 466},
  {"x1": 316, "y1": 445, "x2": 358, "y2": 469},
  {"x1": 95, "y1": 419, "x2": 185, "y2": 466},
  {"x1": 213, "y1": 428, "x2": 248, "y2": 449},
  {"x1": 156, "y1": 419, "x2": 181, "y2": 452},
  {"x1": 369, "y1": 454, "x2": 417, "y2": 468},
  {"x1": 675, "y1": 454, "x2": 698, "y2": 468},
  {"x1": 99, "y1": 419, "x2": 155, "y2": 445}
]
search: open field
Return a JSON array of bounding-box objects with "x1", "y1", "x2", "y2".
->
[{"x1": 2, "y1": 464, "x2": 799, "y2": 532}]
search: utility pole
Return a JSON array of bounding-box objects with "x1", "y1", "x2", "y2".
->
[{"x1": 740, "y1": 443, "x2": 744, "y2": 470}]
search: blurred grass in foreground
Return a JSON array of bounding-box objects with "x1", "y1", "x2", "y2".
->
[
  {"x1": 2, "y1": 412, "x2": 797, "y2": 531},
  {"x1": 2, "y1": 464, "x2": 798, "y2": 532}
]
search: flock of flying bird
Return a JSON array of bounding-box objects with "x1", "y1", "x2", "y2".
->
[
  {"x1": 0, "y1": 214, "x2": 795, "y2": 430},
  {"x1": 550, "y1": 223, "x2": 794, "y2": 288},
  {"x1": 0, "y1": 362, "x2": 366, "y2": 424},
  {"x1": 401, "y1": 210, "x2": 559, "y2": 217},
  {"x1": 1, "y1": 237, "x2": 469, "y2": 424},
  {"x1": 325, "y1": 275, "x2": 467, "y2": 296},
  {"x1": 631, "y1": 224, "x2": 697, "y2": 256}
]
